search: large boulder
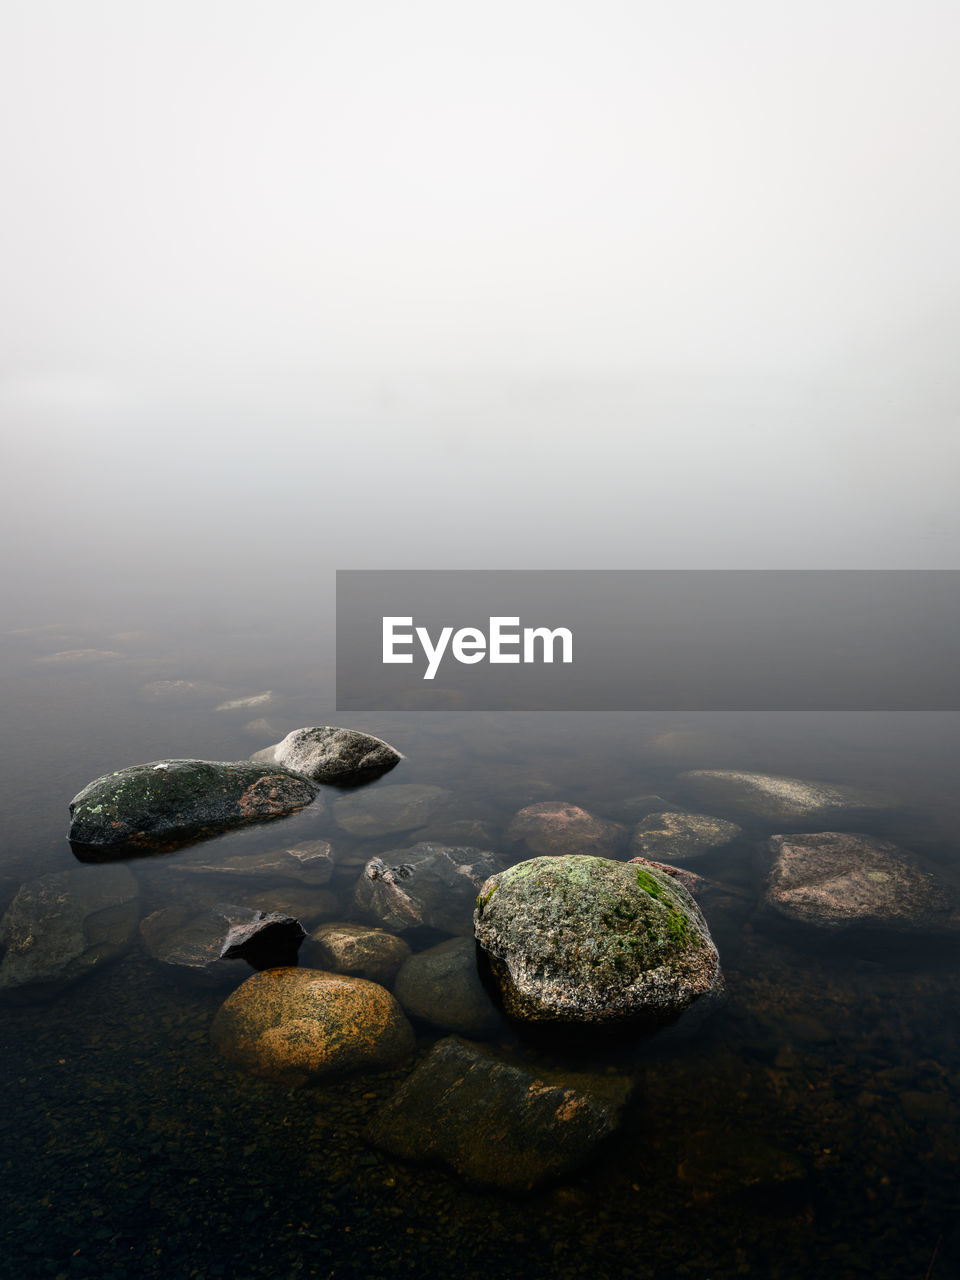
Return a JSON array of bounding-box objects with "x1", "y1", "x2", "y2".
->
[
  {"x1": 251, "y1": 726, "x2": 402, "y2": 784},
  {"x1": 630, "y1": 811, "x2": 741, "y2": 862},
  {"x1": 140, "y1": 902, "x2": 305, "y2": 985},
  {"x1": 677, "y1": 770, "x2": 888, "y2": 823},
  {"x1": 474, "y1": 854, "x2": 721, "y2": 1028},
  {"x1": 309, "y1": 922, "x2": 411, "y2": 985},
  {"x1": 364, "y1": 1035, "x2": 624, "y2": 1191},
  {"x1": 0, "y1": 866, "x2": 140, "y2": 999},
  {"x1": 210, "y1": 967, "x2": 414, "y2": 1085},
  {"x1": 332, "y1": 784, "x2": 453, "y2": 837},
  {"x1": 355, "y1": 843, "x2": 509, "y2": 935},
  {"x1": 68, "y1": 760, "x2": 320, "y2": 855},
  {"x1": 392, "y1": 937, "x2": 504, "y2": 1037},
  {"x1": 506, "y1": 801, "x2": 627, "y2": 858},
  {"x1": 765, "y1": 832, "x2": 960, "y2": 934}
]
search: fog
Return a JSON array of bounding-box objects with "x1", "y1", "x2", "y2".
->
[{"x1": 2, "y1": 1, "x2": 959, "y2": 624}]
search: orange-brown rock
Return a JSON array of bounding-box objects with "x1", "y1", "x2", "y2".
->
[{"x1": 506, "y1": 801, "x2": 627, "y2": 858}]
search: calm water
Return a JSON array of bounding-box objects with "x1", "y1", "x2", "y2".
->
[{"x1": 1, "y1": 613, "x2": 958, "y2": 1280}]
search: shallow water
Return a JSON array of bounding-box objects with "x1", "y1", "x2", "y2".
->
[{"x1": 1, "y1": 614, "x2": 958, "y2": 1280}]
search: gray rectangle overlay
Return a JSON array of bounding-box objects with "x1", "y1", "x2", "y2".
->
[{"x1": 335, "y1": 570, "x2": 960, "y2": 711}]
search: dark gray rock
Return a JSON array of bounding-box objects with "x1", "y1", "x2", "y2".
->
[
  {"x1": 355, "y1": 843, "x2": 509, "y2": 935},
  {"x1": 139, "y1": 902, "x2": 305, "y2": 984},
  {"x1": 333, "y1": 784, "x2": 453, "y2": 837},
  {"x1": 0, "y1": 866, "x2": 140, "y2": 999},
  {"x1": 474, "y1": 854, "x2": 721, "y2": 1028},
  {"x1": 630, "y1": 810, "x2": 741, "y2": 862},
  {"x1": 392, "y1": 937, "x2": 504, "y2": 1037},
  {"x1": 678, "y1": 770, "x2": 889, "y2": 823},
  {"x1": 250, "y1": 725, "x2": 402, "y2": 784},
  {"x1": 68, "y1": 759, "x2": 320, "y2": 855},
  {"x1": 364, "y1": 1035, "x2": 624, "y2": 1190}
]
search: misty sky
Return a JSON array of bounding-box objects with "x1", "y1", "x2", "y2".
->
[{"x1": 2, "y1": 0, "x2": 959, "y2": 617}]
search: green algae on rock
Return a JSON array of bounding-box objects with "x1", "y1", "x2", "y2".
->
[
  {"x1": 68, "y1": 759, "x2": 320, "y2": 856},
  {"x1": 473, "y1": 854, "x2": 721, "y2": 1028}
]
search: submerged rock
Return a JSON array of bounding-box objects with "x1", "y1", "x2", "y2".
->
[
  {"x1": 474, "y1": 854, "x2": 721, "y2": 1028},
  {"x1": 173, "y1": 839, "x2": 335, "y2": 886},
  {"x1": 765, "y1": 832, "x2": 959, "y2": 934},
  {"x1": 506, "y1": 801, "x2": 627, "y2": 858},
  {"x1": 366, "y1": 1036, "x2": 624, "y2": 1190},
  {"x1": 211, "y1": 967, "x2": 414, "y2": 1085},
  {"x1": 68, "y1": 760, "x2": 320, "y2": 855},
  {"x1": 355, "y1": 843, "x2": 509, "y2": 935},
  {"x1": 627, "y1": 855, "x2": 708, "y2": 898},
  {"x1": 393, "y1": 937, "x2": 504, "y2": 1037},
  {"x1": 332, "y1": 784, "x2": 453, "y2": 837},
  {"x1": 251, "y1": 725, "x2": 402, "y2": 785},
  {"x1": 0, "y1": 866, "x2": 140, "y2": 999},
  {"x1": 140, "y1": 902, "x2": 305, "y2": 984},
  {"x1": 630, "y1": 811, "x2": 741, "y2": 862},
  {"x1": 309, "y1": 922, "x2": 411, "y2": 985},
  {"x1": 677, "y1": 770, "x2": 887, "y2": 823}
]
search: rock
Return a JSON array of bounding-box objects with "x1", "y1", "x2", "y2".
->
[
  {"x1": 309, "y1": 922, "x2": 411, "y2": 985},
  {"x1": 68, "y1": 760, "x2": 320, "y2": 855},
  {"x1": 225, "y1": 887, "x2": 340, "y2": 925},
  {"x1": 332, "y1": 784, "x2": 453, "y2": 837},
  {"x1": 355, "y1": 843, "x2": 509, "y2": 935},
  {"x1": 627, "y1": 856, "x2": 707, "y2": 898},
  {"x1": 506, "y1": 802, "x2": 627, "y2": 858},
  {"x1": 365, "y1": 1036, "x2": 623, "y2": 1190},
  {"x1": 393, "y1": 937, "x2": 504, "y2": 1037},
  {"x1": 677, "y1": 770, "x2": 887, "y2": 823},
  {"x1": 604, "y1": 795, "x2": 672, "y2": 823},
  {"x1": 474, "y1": 855, "x2": 721, "y2": 1028},
  {"x1": 173, "y1": 839, "x2": 334, "y2": 885},
  {"x1": 765, "y1": 832, "x2": 959, "y2": 934},
  {"x1": 412, "y1": 817, "x2": 502, "y2": 848},
  {"x1": 210, "y1": 967, "x2": 414, "y2": 1085},
  {"x1": 630, "y1": 811, "x2": 741, "y2": 862},
  {"x1": 36, "y1": 648, "x2": 121, "y2": 664},
  {"x1": 139, "y1": 903, "x2": 304, "y2": 984},
  {"x1": 139, "y1": 679, "x2": 226, "y2": 705},
  {"x1": 0, "y1": 866, "x2": 140, "y2": 999},
  {"x1": 215, "y1": 692, "x2": 273, "y2": 711},
  {"x1": 251, "y1": 725, "x2": 402, "y2": 785}
]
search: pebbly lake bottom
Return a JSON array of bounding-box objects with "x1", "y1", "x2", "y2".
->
[{"x1": 1, "y1": 622, "x2": 959, "y2": 1280}]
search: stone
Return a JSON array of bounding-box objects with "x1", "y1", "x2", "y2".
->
[
  {"x1": 364, "y1": 1036, "x2": 623, "y2": 1191},
  {"x1": 173, "y1": 839, "x2": 335, "y2": 885},
  {"x1": 215, "y1": 692, "x2": 273, "y2": 711},
  {"x1": 251, "y1": 725, "x2": 403, "y2": 785},
  {"x1": 210, "y1": 967, "x2": 414, "y2": 1085},
  {"x1": 506, "y1": 802, "x2": 627, "y2": 858},
  {"x1": 309, "y1": 922, "x2": 411, "y2": 985},
  {"x1": 627, "y1": 856, "x2": 707, "y2": 898},
  {"x1": 68, "y1": 759, "x2": 320, "y2": 855},
  {"x1": 765, "y1": 832, "x2": 959, "y2": 933},
  {"x1": 139, "y1": 903, "x2": 304, "y2": 984},
  {"x1": 677, "y1": 770, "x2": 888, "y2": 823},
  {"x1": 355, "y1": 843, "x2": 509, "y2": 935},
  {"x1": 629, "y1": 811, "x2": 741, "y2": 862},
  {"x1": 474, "y1": 855, "x2": 721, "y2": 1028},
  {"x1": 332, "y1": 784, "x2": 453, "y2": 837},
  {"x1": 392, "y1": 937, "x2": 504, "y2": 1037},
  {"x1": 0, "y1": 866, "x2": 140, "y2": 999}
]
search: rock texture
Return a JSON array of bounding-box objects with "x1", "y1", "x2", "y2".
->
[
  {"x1": 0, "y1": 866, "x2": 140, "y2": 999},
  {"x1": 506, "y1": 801, "x2": 627, "y2": 858},
  {"x1": 309, "y1": 922, "x2": 411, "y2": 985},
  {"x1": 474, "y1": 854, "x2": 721, "y2": 1028},
  {"x1": 364, "y1": 1036, "x2": 623, "y2": 1190},
  {"x1": 393, "y1": 937, "x2": 503, "y2": 1037},
  {"x1": 630, "y1": 811, "x2": 741, "y2": 862},
  {"x1": 68, "y1": 760, "x2": 320, "y2": 855},
  {"x1": 140, "y1": 903, "x2": 305, "y2": 984},
  {"x1": 355, "y1": 843, "x2": 509, "y2": 935},
  {"x1": 251, "y1": 725, "x2": 402, "y2": 784},
  {"x1": 173, "y1": 839, "x2": 334, "y2": 885},
  {"x1": 678, "y1": 770, "x2": 887, "y2": 823},
  {"x1": 332, "y1": 784, "x2": 453, "y2": 837},
  {"x1": 766, "y1": 832, "x2": 959, "y2": 933},
  {"x1": 210, "y1": 967, "x2": 414, "y2": 1085}
]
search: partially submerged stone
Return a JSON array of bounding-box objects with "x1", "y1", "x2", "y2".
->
[
  {"x1": 506, "y1": 801, "x2": 627, "y2": 858},
  {"x1": 332, "y1": 784, "x2": 453, "y2": 837},
  {"x1": 630, "y1": 811, "x2": 741, "y2": 862},
  {"x1": 677, "y1": 770, "x2": 888, "y2": 823},
  {"x1": 364, "y1": 1036, "x2": 623, "y2": 1191},
  {"x1": 765, "y1": 832, "x2": 959, "y2": 934},
  {"x1": 0, "y1": 866, "x2": 140, "y2": 1000},
  {"x1": 173, "y1": 839, "x2": 334, "y2": 886},
  {"x1": 140, "y1": 902, "x2": 305, "y2": 984},
  {"x1": 355, "y1": 843, "x2": 509, "y2": 935},
  {"x1": 68, "y1": 760, "x2": 320, "y2": 856},
  {"x1": 627, "y1": 856, "x2": 707, "y2": 898},
  {"x1": 392, "y1": 937, "x2": 504, "y2": 1038},
  {"x1": 309, "y1": 922, "x2": 411, "y2": 985},
  {"x1": 251, "y1": 725, "x2": 402, "y2": 785},
  {"x1": 474, "y1": 854, "x2": 721, "y2": 1028},
  {"x1": 211, "y1": 967, "x2": 414, "y2": 1085}
]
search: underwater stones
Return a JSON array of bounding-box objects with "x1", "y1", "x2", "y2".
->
[
  {"x1": 355, "y1": 843, "x2": 509, "y2": 935},
  {"x1": 139, "y1": 903, "x2": 305, "y2": 984},
  {"x1": 68, "y1": 759, "x2": 320, "y2": 855},
  {"x1": 250, "y1": 725, "x2": 402, "y2": 785},
  {"x1": 677, "y1": 770, "x2": 886, "y2": 823},
  {"x1": 173, "y1": 839, "x2": 335, "y2": 886},
  {"x1": 0, "y1": 865, "x2": 140, "y2": 999},
  {"x1": 332, "y1": 784, "x2": 453, "y2": 837},
  {"x1": 392, "y1": 937, "x2": 504, "y2": 1037},
  {"x1": 309, "y1": 922, "x2": 411, "y2": 985},
  {"x1": 630, "y1": 811, "x2": 741, "y2": 862},
  {"x1": 210, "y1": 967, "x2": 414, "y2": 1085},
  {"x1": 365, "y1": 1035, "x2": 623, "y2": 1191},
  {"x1": 473, "y1": 854, "x2": 721, "y2": 1028},
  {"x1": 765, "y1": 832, "x2": 960, "y2": 934},
  {"x1": 506, "y1": 801, "x2": 627, "y2": 858}
]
